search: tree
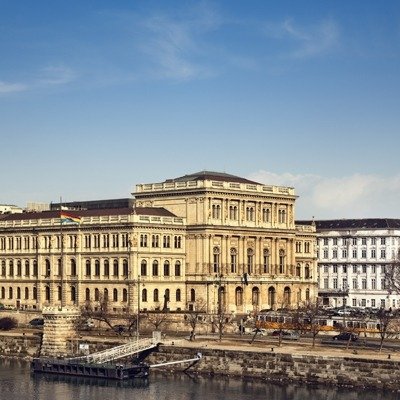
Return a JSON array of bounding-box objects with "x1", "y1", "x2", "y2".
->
[
  {"x1": 145, "y1": 311, "x2": 169, "y2": 332},
  {"x1": 376, "y1": 308, "x2": 400, "y2": 352},
  {"x1": 293, "y1": 299, "x2": 324, "y2": 347},
  {"x1": 80, "y1": 296, "x2": 114, "y2": 330},
  {"x1": 184, "y1": 298, "x2": 206, "y2": 341},
  {"x1": 384, "y1": 253, "x2": 400, "y2": 294}
]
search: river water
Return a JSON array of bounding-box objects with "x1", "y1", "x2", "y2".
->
[{"x1": 1, "y1": 359, "x2": 399, "y2": 400}]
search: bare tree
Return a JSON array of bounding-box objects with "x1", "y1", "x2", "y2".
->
[
  {"x1": 145, "y1": 311, "x2": 169, "y2": 332},
  {"x1": 184, "y1": 298, "x2": 206, "y2": 341},
  {"x1": 376, "y1": 308, "x2": 400, "y2": 352},
  {"x1": 292, "y1": 299, "x2": 324, "y2": 347},
  {"x1": 80, "y1": 296, "x2": 114, "y2": 330},
  {"x1": 212, "y1": 309, "x2": 234, "y2": 341},
  {"x1": 384, "y1": 253, "x2": 400, "y2": 294}
]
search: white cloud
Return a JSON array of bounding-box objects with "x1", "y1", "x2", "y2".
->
[
  {"x1": 0, "y1": 80, "x2": 27, "y2": 94},
  {"x1": 264, "y1": 18, "x2": 339, "y2": 59},
  {"x1": 248, "y1": 170, "x2": 400, "y2": 219}
]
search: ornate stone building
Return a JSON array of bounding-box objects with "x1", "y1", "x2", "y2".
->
[{"x1": 0, "y1": 171, "x2": 317, "y2": 316}]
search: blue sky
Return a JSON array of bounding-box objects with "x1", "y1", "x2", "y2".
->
[{"x1": 1, "y1": 1, "x2": 400, "y2": 219}]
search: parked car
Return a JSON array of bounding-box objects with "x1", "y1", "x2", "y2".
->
[
  {"x1": 29, "y1": 318, "x2": 44, "y2": 327},
  {"x1": 113, "y1": 324, "x2": 126, "y2": 334},
  {"x1": 332, "y1": 332, "x2": 358, "y2": 341},
  {"x1": 271, "y1": 330, "x2": 299, "y2": 340}
]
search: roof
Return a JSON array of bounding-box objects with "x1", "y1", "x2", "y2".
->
[
  {"x1": 0, "y1": 206, "x2": 177, "y2": 221},
  {"x1": 296, "y1": 219, "x2": 400, "y2": 230},
  {"x1": 165, "y1": 170, "x2": 260, "y2": 185}
]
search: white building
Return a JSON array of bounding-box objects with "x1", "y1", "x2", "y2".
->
[{"x1": 299, "y1": 219, "x2": 400, "y2": 310}]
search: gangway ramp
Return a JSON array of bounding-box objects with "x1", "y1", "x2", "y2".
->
[{"x1": 67, "y1": 338, "x2": 157, "y2": 364}]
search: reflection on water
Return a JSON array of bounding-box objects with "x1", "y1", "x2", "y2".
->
[{"x1": 1, "y1": 359, "x2": 400, "y2": 400}]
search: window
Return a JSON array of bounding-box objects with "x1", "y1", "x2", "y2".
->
[
  {"x1": 176, "y1": 289, "x2": 181, "y2": 302},
  {"x1": 381, "y1": 237, "x2": 386, "y2": 245},
  {"x1": 361, "y1": 249, "x2": 366, "y2": 258},
  {"x1": 247, "y1": 248, "x2": 254, "y2": 274},
  {"x1": 353, "y1": 265, "x2": 357, "y2": 273},
  {"x1": 45, "y1": 286, "x2": 50, "y2": 301},
  {"x1": 70, "y1": 259, "x2": 77, "y2": 276},
  {"x1": 371, "y1": 299, "x2": 376, "y2": 307},
  {"x1": 123, "y1": 259, "x2": 128, "y2": 277},
  {"x1": 372, "y1": 265, "x2": 376, "y2": 273},
  {"x1": 175, "y1": 261, "x2": 181, "y2": 277},
  {"x1": 86, "y1": 288, "x2": 90, "y2": 302},
  {"x1": 362, "y1": 265, "x2": 367, "y2": 273},
  {"x1": 324, "y1": 278, "x2": 328, "y2": 288},
  {"x1": 103, "y1": 234, "x2": 109, "y2": 248},
  {"x1": 352, "y1": 299, "x2": 357, "y2": 307},
  {"x1": 323, "y1": 265, "x2": 328, "y2": 273},
  {"x1": 262, "y1": 208, "x2": 270, "y2": 222},
  {"x1": 45, "y1": 259, "x2": 51, "y2": 277},
  {"x1": 263, "y1": 249, "x2": 269, "y2": 274},
  {"x1": 352, "y1": 238, "x2": 357, "y2": 245},
  {"x1": 333, "y1": 238, "x2": 338, "y2": 245},
  {"x1": 140, "y1": 234, "x2": 148, "y2": 247},
  {"x1": 332, "y1": 249, "x2": 338, "y2": 259},
  {"x1": 352, "y1": 249, "x2": 357, "y2": 258},
  {"x1": 142, "y1": 288, "x2": 147, "y2": 302},
  {"x1": 323, "y1": 249, "x2": 328, "y2": 259},
  {"x1": 163, "y1": 261, "x2": 170, "y2": 276},
  {"x1": 33, "y1": 287, "x2": 37, "y2": 300},
  {"x1": 371, "y1": 249, "x2": 376, "y2": 258},
  {"x1": 304, "y1": 242, "x2": 310, "y2": 253},
  {"x1": 333, "y1": 278, "x2": 338, "y2": 289},
  {"x1": 333, "y1": 265, "x2": 338, "y2": 273},
  {"x1": 343, "y1": 265, "x2": 347, "y2": 273},
  {"x1": 371, "y1": 237, "x2": 376, "y2": 245},
  {"x1": 362, "y1": 279, "x2": 367, "y2": 289},
  {"x1": 104, "y1": 260, "x2": 110, "y2": 276},
  {"x1": 174, "y1": 236, "x2": 182, "y2": 249},
  {"x1": 33, "y1": 261, "x2": 38, "y2": 277},
  {"x1": 163, "y1": 235, "x2": 171, "y2": 248},
  {"x1": 213, "y1": 247, "x2": 220, "y2": 274},
  {"x1": 352, "y1": 278, "x2": 357, "y2": 289},
  {"x1": 25, "y1": 260, "x2": 29, "y2": 277},
  {"x1": 17, "y1": 261, "x2": 22, "y2": 276},
  {"x1": 153, "y1": 289, "x2": 159, "y2": 302},
  {"x1": 85, "y1": 260, "x2": 91, "y2": 276},
  {"x1": 152, "y1": 235, "x2": 159, "y2": 248},
  {"x1": 371, "y1": 278, "x2": 376, "y2": 289},
  {"x1": 305, "y1": 264, "x2": 310, "y2": 279},
  {"x1": 113, "y1": 260, "x2": 119, "y2": 276},
  {"x1": 95, "y1": 288, "x2": 100, "y2": 301},
  {"x1": 212, "y1": 204, "x2": 221, "y2": 219},
  {"x1": 278, "y1": 209, "x2": 286, "y2": 223},
  {"x1": 94, "y1": 260, "x2": 100, "y2": 276},
  {"x1": 103, "y1": 288, "x2": 109, "y2": 301},
  {"x1": 380, "y1": 249, "x2": 386, "y2": 259},
  {"x1": 235, "y1": 287, "x2": 243, "y2": 306},
  {"x1": 152, "y1": 261, "x2": 159, "y2": 276},
  {"x1": 141, "y1": 260, "x2": 147, "y2": 276},
  {"x1": 113, "y1": 288, "x2": 118, "y2": 302},
  {"x1": 342, "y1": 249, "x2": 347, "y2": 258},
  {"x1": 296, "y1": 241, "x2": 302, "y2": 253},
  {"x1": 323, "y1": 238, "x2": 329, "y2": 246},
  {"x1": 1, "y1": 261, "x2": 5, "y2": 276},
  {"x1": 93, "y1": 234, "x2": 100, "y2": 248},
  {"x1": 84, "y1": 235, "x2": 91, "y2": 248},
  {"x1": 112, "y1": 234, "x2": 119, "y2": 248},
  {"x1": 279, "y1": 250, "x2": 285, "y2": 274},
  {"x1": 229, "y1": 205, "x2": 238, "y2": 220},
  {"x1": 246, "y1": 207, "x2": 255, "y2": 221},
  {"x1": 123, "y1": 289, "x2": 127, "y2": 302},
  {"x1": 362, "y1": 238, "x2": 367, "y2": 245},
  {"x1": 190, "y1": 288, "x2": 196, "y2": 302},
  {"x1": 297, "y1": 264, "x2": 301, "y2": 277}
]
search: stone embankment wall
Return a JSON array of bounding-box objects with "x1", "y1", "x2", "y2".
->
[
  {"x1": 148, "y1": 346, "x2": 400, "y2": 390},
  {"x1": 2, "y1": 333, "x2": 400, "y2": 390}
]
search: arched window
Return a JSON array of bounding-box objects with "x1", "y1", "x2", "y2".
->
[
  {"x1": 306, "y1": 288, "x2": 310, "y2": 300},
  {"x1": 1, "y1": 261, "x2": 5, "y2": 276},
  {"x1": 45, "y1": 259, "x2": 51, "y2": 277},
  {"x1": 86, "y1": 260, "x2": 91, "y2": 276},
  {"x1": 263, "y1": 249, "x2": 270, "y2": 274},
  {"x1": 296, "y1": 263, "x2": 301, "y2": 277},
  {"x1": 71, "y1": 286, "x2": 76, "y2": 302},
  {"x1": 235, "y1": 287, "x2": 243, "y2": 306},
  {"x1": 176, "y1": 288, "x2": 181, "y2": 302},
  {"x1": 33, "y1": 287, "x2": 37, "y2": 300},
  {"x1": 17, "y1": 287, "x2": 21, "y2": 299},
  {"x1": 123, "y1": 259, "x2": 128, "y2": 277},
  {"x1": 218, "y1": 287, "x2": 225, "y2": 312},
  {"x1": 142, "y1": 288, "x2": 147, "y2": 302},
  {"x1": 190, "y1": 288, "x2": 195, "y2": 302},
  {"x1": 252, "y1": 287, "x2": 260, "y2": 306},
  {"x1": 104, "y1": 288, "x2": 109, "y2": 301},
  {"x1": 268, "y1": 286, "x2": 276, "y2": 307},
  {"x1": 9, "y1": 287, "x2": 13, "y2": 299},
  {"x1": 25, "y1": 260, "x2": 30, "y2": 277},
  {"x1": 165, "y1": 289, "x2": 170, "y2": 302},
  {"x1": 305, "y1": 264, "x2": 310, "y2": 279},
  {"x1": 24, "y1": 287, "x2": 29, "y2": 300},
  {"x1": 85, "y1": 288, "x2": 90, "y2": 302},
  {"x1": 153, "y1": 289, "x2": 159, "y2": 302},
  {"x1": 279, "y1": 250, "x2": 285, "y2": 274},
  {"x1": 213, "y1": 247, "x2": 220, "y2": 274},
  {"x1": 113, "y1": 260, "x2": 119, "y2": 276},
  {"x1": 247, "y1": 248, "x2": 254, "y2": 274},
  {"x1": 141, "y1": 260, "x2": 147, "y2": 276},
  {"x1": 113, "y1": 288, "x2": 118, "y2": 302},
  {"x1": 230, "y1": 248, "x2": 237, "y2": 273},
  {"x1": 95, "y1": 260, "x2": 100, "y2": 276},
  {"x1": 33, "y1": 261, "x2": 38, "y2": 277},
  {"x1": 9, "y1": 260, "x2": 14, "y2": 276},
  {"x1": 284, "y1": 286, "x2": 291, "y2": 306},
  {"x1": 45, "y1": 286, "x2": 50, "y2": 301},
  {"x1": 57, "y1": 285, "x2": 62, "y2": 301},
  {"x1": 152, "y1": 260, "x2": 159, "y2": 276},
  {"x1": 1, "y1": 286, "x2": 5, "y2": 299},
  {"x1": 122, "y1": 288, "x2": 128, "y2": 302},
  {"x1": 70, "y1": 259, "x2": 77, "y2": 276},
  {"x1": 163, "y1": 261, "x2": 170, "y2": 276},
  {"x1": 95, "y1": 288, "x2": 100, "y2": 301},
  {"x1": 17, "y1": 260, "x2": 22, "y2": 276},
  {"x1": 174, "y1": 261, "x2": 181, "y2": 276},
  {"x1": 57, "y1": 258, "x2": 61, "y2": 276},
  {"x1": 104, "y1": 259, "x2": 110, "y2": 276}
]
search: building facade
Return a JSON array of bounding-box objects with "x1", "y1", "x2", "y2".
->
[
  {"x1": 0, "y1": 171, "x2": 317, "y2": 316},
  {"x1": 310, "y1": 219, "x2": 400, "y2": 309}
]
